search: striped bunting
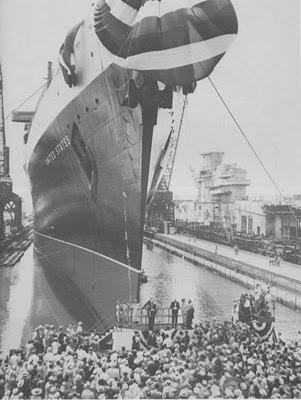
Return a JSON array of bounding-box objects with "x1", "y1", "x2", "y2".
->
[
  {"x1": 251, "y1": 319, "x2": 276, "y2": 342},
  {"x1": 94, "y1": 0, "x2": 238, "y2": 85}
]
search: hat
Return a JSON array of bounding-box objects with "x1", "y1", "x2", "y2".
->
[
  {"x1": 179, "y1": 389, "x2": 189, "y2": 398},
  {"x1": 17, "y1": 379, "x2": 24, "y2": 388},
  {"x1": 224, "y1": 387, "x2": 234, "y2": 398},
  {"x1": 31, "y1": 388, "x2": 42, "y2": 397}
]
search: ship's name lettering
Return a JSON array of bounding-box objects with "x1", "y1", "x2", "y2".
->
[{"x1": 45, "y1": 136, "x2": 71, "y2": 166}]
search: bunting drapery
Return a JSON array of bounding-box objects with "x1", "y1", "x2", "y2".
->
[{"x1": 94, "y1": 0, "x2": 238, "y2": 85}]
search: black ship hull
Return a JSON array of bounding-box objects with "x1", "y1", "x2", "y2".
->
[
  {"x1": 24, "y1": 0, "x2": 238, "y2": 329},
  {"x1": 27, "y1": 63, "x2": 153, "y2": 326}
]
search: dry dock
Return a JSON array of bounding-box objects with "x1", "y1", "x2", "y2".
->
[
  {"x1": 146, "y1": 233, "x2": 301, "y2": 312},
  {"x1": 0, "y1": 227, "x2": 32, "y2": 267}
]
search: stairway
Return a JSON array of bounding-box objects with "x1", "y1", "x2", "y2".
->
[{"x1": 89, "y1": 309, "x2": 116, "y2": 350}]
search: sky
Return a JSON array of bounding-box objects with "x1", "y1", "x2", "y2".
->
[{"x1": 0, "y1": 0, "x2": 300, "y2": 211}]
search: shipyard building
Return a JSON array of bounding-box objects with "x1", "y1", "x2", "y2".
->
[{"x1": 174, "y1": 152, "x2": 266, "y2": 236}]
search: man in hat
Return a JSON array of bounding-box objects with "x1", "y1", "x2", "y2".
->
[
  {"x1": 186, "y1": 300, "x2": 194, "y2": 329},
  {"x1": 18, "y1": 371, "x2": 31, "y2": 399},
  {"x1": 170, "y1": 299, "x2": 180, "y2": 328},
  {"x1": 180, "y1": 299, "x2": 188, "y2": 328},
  {"x1": 31, "y1": 388, "x2": 42, "y2": 400},
  {"x1": 143, "y1": 299, "x2": 157, "y2": 330}
]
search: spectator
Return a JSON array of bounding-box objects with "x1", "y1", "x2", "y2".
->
[
  {"x1": 143, "y1": 299, "x2": 157, "y2": 330},
  {"x1": 180, "y1": 299, "x2": 188, "y2": 328},
  {"x1": 1, "y1": 304, "x2": 301, "y2": 399},
  {"x1": 115, "y1": 300, "x2": 123, "y2": 328},
  {"x1": 170, "y1": 299, "x2": 180, "y2": 328},
  {"x1": 186, "y1": 300, "x2": 194, "y2": 329},
  {"x1": 123, "y1": 302, "x2": 129, "y2": 328},
  {"x1": 132, "y1": 299, "x2": 140, "y2": 326},
  {"x1": 132, "y1": 332, "x2": 140, "y2": 351}
]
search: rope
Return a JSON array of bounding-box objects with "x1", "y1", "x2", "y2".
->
[{"x1": 207, "y1": 76, "x2": 299, "y2": 225}]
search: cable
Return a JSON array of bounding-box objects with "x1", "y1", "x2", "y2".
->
[
  {"x1": 167, "y1": 95, "x2": 188, "y2": 190},
  {"x1": 207, "y1": 76, "x2": 299, "y2": 224},
  {"x1": 4, "y1": 83, "x2": 46, "y2": 121},
  {"x1": 4, "y1": 68, "x2": 60, "y2": 121}
]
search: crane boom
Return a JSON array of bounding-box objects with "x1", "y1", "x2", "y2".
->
[
  {"x1": 157, "y1": 95, "x2": 187, "y2": 191},
  {"x1": 146, "y1": 94, "x2": 188, "y2": 231}
]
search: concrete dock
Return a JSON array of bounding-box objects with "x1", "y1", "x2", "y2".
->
[
  {"x1": 0, "y1": 228, "x2": 32, "y2": 267},
  {"x1": 147, "y1": 233, "x2": 301, "y2": 312}
]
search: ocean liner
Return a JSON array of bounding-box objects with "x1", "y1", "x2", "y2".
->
[{"x1": 21, "y1": 0, "x2": 238, "y2": 325}]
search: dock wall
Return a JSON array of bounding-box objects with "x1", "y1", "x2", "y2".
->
[{"x1": 146, "y1": 234, "x2": 301, "y2": 312}]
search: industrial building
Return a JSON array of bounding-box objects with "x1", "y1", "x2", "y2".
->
[
  {"x1": 174, "y1": 152, "x2": 266, "y2": 236},
  {"x1": 264, "y1": 205, "x2": 301, "y2": 240}
]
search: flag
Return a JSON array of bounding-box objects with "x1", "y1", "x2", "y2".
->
[{"x1": 251, "y1": 319, "x2": 277, "y2": 343}]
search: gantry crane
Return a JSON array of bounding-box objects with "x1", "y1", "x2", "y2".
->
[
  {"x1": 146, "y1": 95, "x2": 188, "y2": 232},
  {"x1": 0, "y1": 64, "x2": 22, "y2": 237}
]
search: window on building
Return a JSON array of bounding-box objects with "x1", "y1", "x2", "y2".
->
[
  {"x1": 298, "y1": 218, "x2": 301, "y2": 237},
  {"x1": 241, "y1": 216, "x2": 247, "y2": 234},
  {"x1": 248, "y1": 217, "x2": 253, "y2": 235}
]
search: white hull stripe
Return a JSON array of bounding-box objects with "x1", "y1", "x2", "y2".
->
[{"x1": 35, "y1": 230, "x2": 140, "y2": 273}]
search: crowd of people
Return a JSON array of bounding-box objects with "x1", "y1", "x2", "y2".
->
[
  {"x1": 232, "y1": 284, "x2": 274, "y2": 325},
  {"x1": 1, "y1": 316, "x2": 301, "y2": 399}
]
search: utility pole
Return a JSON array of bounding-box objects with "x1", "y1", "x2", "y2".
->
[{"x1": 47, "y1": 61, "x2": 53, "y2": 88}]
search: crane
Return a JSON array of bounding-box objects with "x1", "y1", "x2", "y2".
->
[
  {"x1": 146, "y1": 95, "x2": 188, "y2": 231},
  {"x1": 0, "y1": 64, "x2": 22, "y2": 237}
]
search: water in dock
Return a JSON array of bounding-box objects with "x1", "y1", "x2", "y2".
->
[
  {"x1": 1, "y1": 242, "x2": 301, "y2": 354},
  {"x1": 140, "y1": 241, "x2": 301, "y2": 342}
]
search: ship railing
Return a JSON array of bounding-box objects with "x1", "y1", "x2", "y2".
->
[
  {"x1": 90, "y1": 307, "x2": 189, "y2": 336},
  {"x1": 90, "y1": 308, "x2": 117, "y2": 335},
  {"x1": 116, "y1": 307, "x2": 186, "y2": 331}
]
